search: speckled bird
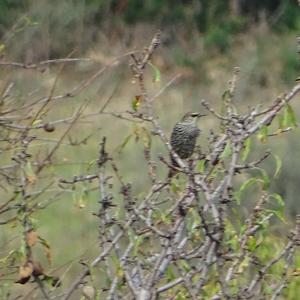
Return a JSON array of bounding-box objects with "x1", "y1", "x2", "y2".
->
[{"x1": 168, "y1": 112, "x2": 205, "y2": 177}]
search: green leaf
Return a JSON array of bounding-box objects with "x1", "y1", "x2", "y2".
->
[
  {"x1": 268, "y1": 194, "x2": 286, "y2": 223},
  {"x1": 191, "y1": 208, "x2": 201, "y2": 231},
  {"x1": 242, "y1": 138, "x2": 251, "y2": 161},
  {"x1": 220, "y1": 141, "x2": 232, "y2": 159},
  {"x1": 235, "y1": 177, "x2": 261, "y2": 203},
  {"x1": 131, "y1": 95, "x2": 142, "y2": 111},
  {"x1": 273, "y1": 154, "x2": 282, "y2": 178},
  {"x1": 284, "y1": 104, "x2": 297, "y2": 128},
  {"x1": 197, "y1": 159, "x2": 206, "y2": 173},
  {"x1": 133, "y1": 236, "x2": 144, "y2": 256},
  {"x1": 77, "y1": 188, "x2": 89, "y2": 209},
  {"x1": 87, "y1": 159, "x2": 97, "y2": 171},
  {"x1": 117, "y1": 134, "x2": 132, "y2": 153},
  {"x1": 222, "y1": 89, "x2": 230, "y2": 102},
  {"x1": 247, "y1": 236, "x2": 257, "y2": 252},
  {"x1": 288, "y1": 104, "x2": 297, "y2": 128},
  {"x1": 43, "y1": 274, "x2": 60, "y2": 287},
  {"x1": 20, "y1": 240, "x2": 26, "y2": 258},
  {"x1": 175, "y1": 291, "x2": 187, "y2": 300},
  {"x1": 179, "y1": 260, "x2": 191, "y2": 272},
  {"x1": 103, "y1": 266, "x2": 112, "y2": 286},
  {"x1": 148, "y1": 62, "x2": 161, "y2": 83},
  {"x1": 161, "y1": 211, "x2": 172, "y2": 225},
  {"x1": 227, "y1": 233, "x2": 239, "y2": 252},
  {"x1": 257, "y1": 125, "x2": 268, "y2": 143},
  {"x1": 141, "y1": 127, "x2": 152, "y2": 148},
  {"x1": 24, "y1": 161, "x2": 36, "y2": 184},
  {"x1": 278, "y1": 113, "x2": 284, "y2": 130},
  {"x1": 258, "y1": 168, "x2": 270, "y2": 190},
  {"x1": 0, "y1": 249, "x2": 23, "y2": 264},
  {"x1": 127, "y1": 228, "x2": 135, "y2": 245},
  {"x1": 270, "y1": 193, "x2": 285, "y2": 207},
  {"x1": 266, "y1": 209, "x2": 285, "y2": 223},
  {"x1": 170, "y1": 179, "x2": 183, "y2": 194},
  {"x1": 238, "y1": 256, "x2": 250, "y2": 273},
  {"x1": 166, "y1": 265, "x2": 176, "y2": 280},
  {"x1": 236, "y1": 174, "x2": 269, "y2": 203}
]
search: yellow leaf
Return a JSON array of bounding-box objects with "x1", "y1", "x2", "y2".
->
[
  {"x1": 0, "y1": 44, "x2": 5, "y2": 53},
  {"x1": 32, "y1": 119, "x2": 42, "y2": 126},
  {"x1": 78, "y1": 198, "x2": 86, "y2": 209}
]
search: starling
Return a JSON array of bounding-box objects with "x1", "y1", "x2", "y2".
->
[{"x1": 168, "y1": 112, "x2": 205, "y2": 177}]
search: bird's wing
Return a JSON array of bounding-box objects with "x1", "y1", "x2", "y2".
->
[{"x1": 170, "y1": 124, "x2": 187, "y2": 152}]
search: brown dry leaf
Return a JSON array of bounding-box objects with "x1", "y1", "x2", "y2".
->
[
  {"x1": 16, "y1": 276, "x2": 31, "y2": 284},
  {"x1": 26, "y1": 230, "x2": 38, "y2": 247},
  {"x1": 132, "y1": 95, "x2": 142, "y2": 111},
  {"x1": 291, "y1": 268, "x2": 300, "y2": 276},
  {"x1": 19, "y1": 261, "x2": 34, "y2": 278},
  {"x1": 27, "y1": 175, "x2": 37, "y2": 184},
  {"x1": 25, "y1": 162, "x2": 37, "y2": 185},
  {"x1": 32, "y1": 261, "x2": 44, "y2": 276},
  {"x1": 38, "y1": 236, "x2": 52, "y2": 265}
]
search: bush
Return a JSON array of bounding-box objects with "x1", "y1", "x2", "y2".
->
[{"x1": 1, "y1": 32, "x2": 300, "y2": 300}]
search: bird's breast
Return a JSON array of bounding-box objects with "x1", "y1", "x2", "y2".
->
[{"x1": 170, "y1": 124, "x2": 200, "y2": 159}]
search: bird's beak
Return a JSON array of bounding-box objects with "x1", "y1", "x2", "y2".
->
[{"x1": 191, "y1": 112, "x2": 206, "y2": 118}]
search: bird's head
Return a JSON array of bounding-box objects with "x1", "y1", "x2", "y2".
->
[{"x1": 181, "y1": 112, "x2": 206, "y2": 123}]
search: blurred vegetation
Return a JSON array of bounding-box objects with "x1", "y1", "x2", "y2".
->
[
  {"x1": 0, "y1": 0, "x2": 299, "y2": 58},
  {"x1": 0, "y1": 1, "x2": 299, "y2": 299}
]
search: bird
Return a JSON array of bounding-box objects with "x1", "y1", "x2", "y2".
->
[{"x1": 168, "y1": 112, "x2": 205, "y2": 178}]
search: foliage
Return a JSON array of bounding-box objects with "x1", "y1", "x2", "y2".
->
[
  {"x1": 204, "y1": 27, "x2": 232, "y2": 54},
  {"x1": 281, "y1": 44, "x2": 299, "y2": 83},
  {"x1": 0, "y1": 0, "x2": 299, "y2": 58}
]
